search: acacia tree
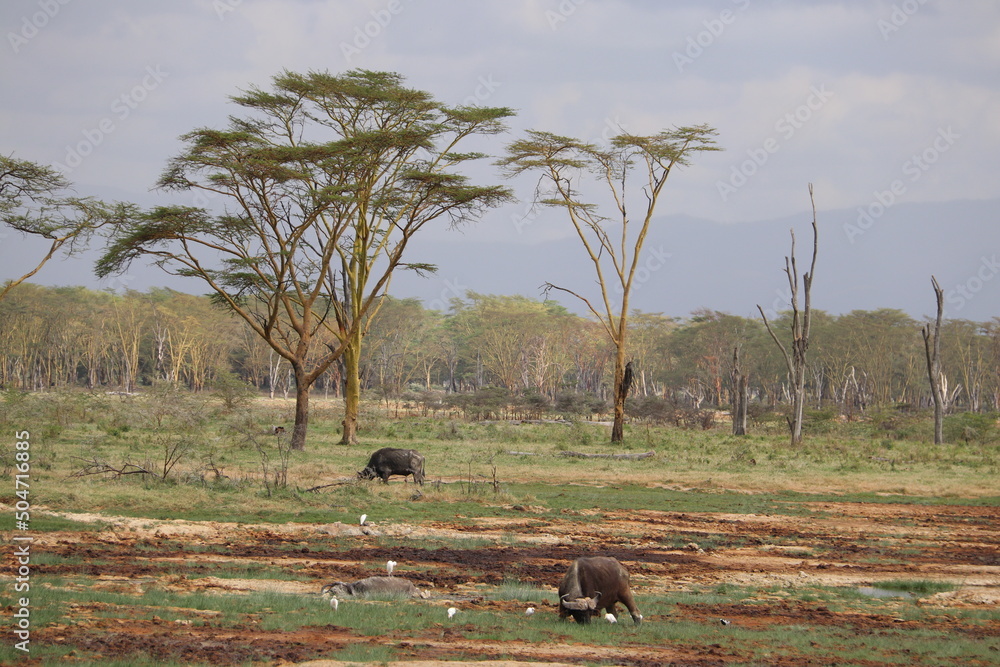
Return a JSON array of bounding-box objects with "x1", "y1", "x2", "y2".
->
[
  {"x1": 757, "y1": 184, "x2": 818, "y2": 446},
  {"x1": 97, "y1": 69, "x2": 513, "y2": 451},
  {"x1": 330, "y1": 74, "x2": 513, "y2": 444},
  {"x1": 499, "y1": 125, "x2": 719, "y2": 442},
  {"x1": 0, "y1": 155, "x2": 118, "y2": 301}
]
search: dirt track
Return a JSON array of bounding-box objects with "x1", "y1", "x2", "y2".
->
[{"x1": 23, "y1": 500, "x2": 1000, "y2": 665}]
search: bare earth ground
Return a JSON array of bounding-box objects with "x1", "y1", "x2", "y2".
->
[{"x1": 15, "y1": 497, "x2": 1000, "y2": 666}]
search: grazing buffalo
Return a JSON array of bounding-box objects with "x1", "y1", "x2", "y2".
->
[
  {"x1": 358, "y1": 447, "x2": 425, "y2": 485},
  {"x1": 558, "y1": 556, "x2": 642, "y2": 625},
  {"x1": 321, "y1": 576, "x2": 427, "y2": 599}
]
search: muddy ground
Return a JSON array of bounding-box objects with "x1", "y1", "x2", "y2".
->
[{"x1": 18, "y1": 498, "x2": 1000, "y2": 666}]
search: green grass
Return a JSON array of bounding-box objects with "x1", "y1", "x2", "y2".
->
[
  {"x1": 2, "y1": 392, "x2": 999, "y2": 665},
  {"x1": 491, "y1": 578, "x2": 551, "y2": 602},
  {"x1": 875, "y1": 579, "x2": 958, "y2": 596}
]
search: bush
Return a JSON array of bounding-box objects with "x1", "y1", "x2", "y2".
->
[
  {"x1": 212, "y1": 371, "x2": 257, "y2": 413},
  {"x1": 943, "y1": 412, "x2": 999, "y2": 444}
]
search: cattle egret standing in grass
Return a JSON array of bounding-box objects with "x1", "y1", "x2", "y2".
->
[
  {"x1": 605, "y1": 613, "x2": 617, "y2": 623},
  {"x1": 447, "y1": 607, "x2": 458, "y2": 619},
  {"x1": 330, "y1": 597, "x2": 339, "y2": 611},
  {"x1": 359, "y1": 514, "x2": 367, "y2": 526},
  {"x1": 525, "y1": 607, "x2": 535, "y2": 616},
  {"x1": 387, "y1": 560, "x2": 397, "y2": 576}
]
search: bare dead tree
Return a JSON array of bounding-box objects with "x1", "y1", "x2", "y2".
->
[
  {"x1": 922, "y1": 275, "x2": 946, "y2": 444},
  {"x1": 757, "y1": 184, "x2": 818, "y2": 446}
]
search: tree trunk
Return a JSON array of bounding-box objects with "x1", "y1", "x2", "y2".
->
[
  {"x1": 291, "y1": 369, "x2": 310, "y2": 451},
  {"x1": 339, "y1": 335, "x2": 361, "y2": 446},
  {"x1": 790, "y1": 360, "x2": 807, "y2": 445},
  {"x1": 922, "y1": 275, "x2": 946, "y2": 444},
  {"x1": 611, "y1": 345, "x2": 631, "y2": 444},
  {"x1": 731, "y1": 345, "x2": 748, "y2": 436}
]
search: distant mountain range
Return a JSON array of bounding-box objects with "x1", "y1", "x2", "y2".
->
[
  {"x1": 390, "y1": 198, "x2": 1000, "y2": 322},
  {"x1": 3, "y1": 197, "x2": 998, "y2": 323}
]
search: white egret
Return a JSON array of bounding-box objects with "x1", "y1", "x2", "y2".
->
[
  {"x1": 359, "y1": 514, "x2": 367, "y2": 526},
  {"x1": 605, "y1": 613, "x2": 617, "y2": 623},
  {"x1": 386, "y1": 560, "x2": 397, "y2": 576},
  {"x1": 525, "y1": 607, "x2": 535, "y2": 616},
  {"x1": 330, "y1": 597, "x2": 339, "y2": 611},
  {"x1": 447, "y1": 607, "x2": 458, "y2": 619}
]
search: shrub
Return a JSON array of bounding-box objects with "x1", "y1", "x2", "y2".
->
[{"x1": 943, "y1": 412, "x2": 998, "y2": 444}]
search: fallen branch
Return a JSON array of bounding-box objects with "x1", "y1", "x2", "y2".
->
[
  {"x1": 559, "y1": 451, "x2": 655, "y2": 460},
  {"x1": 302, "y1": 477, "x2": 356, "y2": 493},
  {"x1": 69, "y1": 456, "x2": 157, "y2": 479}
]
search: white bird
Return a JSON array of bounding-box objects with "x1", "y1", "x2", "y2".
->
[
  {"x1": 386, "y1": 560, "x2": 397, "y2": 576},
  {"x1": 605, "y1": 613, "x2": 617, "y2": 623},
  {"x1": 329, "y1": 597, "x2": 339, "y2": 611},
  {"x1": 525, "y1": 607, "x2": 535, "y2": 616},
  {"x1": 447, "y1": 607, "x2": 458, "y2": 619},
  {"x1": 359, "y1": 514, "x2": 367, "y2": 526}
]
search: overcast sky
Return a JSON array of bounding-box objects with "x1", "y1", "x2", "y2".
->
[{"x1": 2, "y1": 0, "x2": 998, "y2": 311}]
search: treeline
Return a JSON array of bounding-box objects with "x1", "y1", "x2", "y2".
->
[{"x1": 2, "y1": 283, "x2": 998, "y2": 416}]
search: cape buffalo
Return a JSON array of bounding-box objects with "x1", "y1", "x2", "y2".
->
[
  {"x1": 558, "y1": 556, "x2": 642, "y2": 625},
  {"x1": 358, "y1": 447, "x2": 425, "y2": 485},
  {"x1": 321, "y1": 576, "x2": 427, "y2": 599}
]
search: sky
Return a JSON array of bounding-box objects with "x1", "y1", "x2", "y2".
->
[{"x1": 1, "y1": 0, "x2": 998, "y2": 316}]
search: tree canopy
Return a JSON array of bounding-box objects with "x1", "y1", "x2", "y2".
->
[{"x1": 96, "y1": 69, "x2": 515, "y2": 450}]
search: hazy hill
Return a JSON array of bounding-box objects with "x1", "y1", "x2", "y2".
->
[
  {"x1": 2, "y1": 197, "x2": 997, "y2": 322},
  {"x1": 389, "y1": 198, "x2": 1000, "y2": 322}
]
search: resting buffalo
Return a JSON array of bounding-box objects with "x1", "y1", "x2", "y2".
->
[
  {"x1": 558, "y1": 556, "x2": 642, "y2": 625},
  {"x1": 321, "y1": 576, "x2": 427, "y2": 599},
  {"x1": 358, "y1": 447, "x2": 425, "y2": 485}
]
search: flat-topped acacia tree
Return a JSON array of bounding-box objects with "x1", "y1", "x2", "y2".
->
[
  {"x1": 0, "y1": 155, "x2": 119, "y2": 301},
  {"x1": 97, "y1": 69, "x2": 514, "y2": 450},
  {"x1": 498, "y1": 125, "x2": 719, "y2": 443}
]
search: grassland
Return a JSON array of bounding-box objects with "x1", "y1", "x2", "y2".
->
[{"x1": 1, "y1": 390, "x2": 998, "y2": 665}]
